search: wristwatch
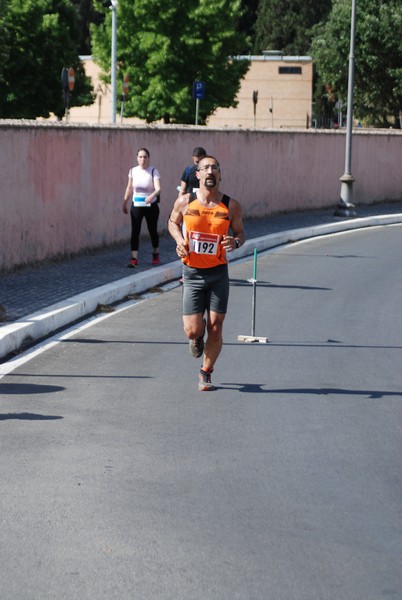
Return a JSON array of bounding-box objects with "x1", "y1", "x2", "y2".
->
[{"x1": 235, "y1": 238, "x2": 240, "y2": 249}]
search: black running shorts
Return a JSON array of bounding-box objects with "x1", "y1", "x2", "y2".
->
[{"x1": 182, "y1": 263, "x2": 229, "y2": 315}]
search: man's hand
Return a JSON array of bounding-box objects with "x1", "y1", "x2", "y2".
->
[
  {"x1": 176, "y1": 240, "x2": 189, "y2": 258},
  {"x1": 221, "y1": 235, "x2": 238, "y2": 252}
]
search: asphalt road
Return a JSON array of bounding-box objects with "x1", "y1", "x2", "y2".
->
[{"x1": 1, "y1": 225, "x2": 401, "y2": 600}]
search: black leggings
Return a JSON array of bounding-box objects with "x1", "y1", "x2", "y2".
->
[{"x1": 130, "y1": 204, "x2": 160, "y2": 251}]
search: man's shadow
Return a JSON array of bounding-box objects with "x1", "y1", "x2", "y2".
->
[
  {"x1": 219, "y1": 384, "x2": 402, "y2": 399},
  {"x1": 0, "y1": 412, "x2": 63, "y2": 421}
]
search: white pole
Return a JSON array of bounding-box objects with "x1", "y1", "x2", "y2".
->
[
  {"x1": 110, "y1": 1, "x2": 117, "y2": 124},
  {"x1": 335, "y1": 0, "x2": 357, "y2": 216}
]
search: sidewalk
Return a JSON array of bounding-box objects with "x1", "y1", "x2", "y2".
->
[{"x1": 1, "y1": 201, "x2": 402, "y2": 361}]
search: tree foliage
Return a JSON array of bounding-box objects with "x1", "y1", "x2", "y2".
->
[
  {"x1": 254, "y1": 0, "x2": 332, "y2": 55},
  {"x1": 0, "y1": 0, "x2": 10, "y2": 85},
  {"x1": 0, "y1": 0, "x2": 93, "y2": 119},
  {"x1": 238, "y1": 0, "x2": 259, "y2": 53},
  {"x1": 91, "y1": 0, "x2": 250, "y2": 124},
  {"x1": 70, "y1": 0, "x2": 104, "y2": 55},
  {"x1": 311, "y1": 0, "x2": 402, "y2": 127}
]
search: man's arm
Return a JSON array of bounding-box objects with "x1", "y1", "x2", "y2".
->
[
  {"x1": 179, "y1": 180, "x2": 188, "y2": 196},
  {"x1": 221, "y1": 198, "x2": 246, "y2": 252},
  {"x1": 168, "y1": 196, "x2": 190, "y2": 257},
  {"x1": 178, "y1": 166, "x2": 190, "y2": 196},
  {"x1": 230, "y1": 199, "x2": 246, "y2": 246}
]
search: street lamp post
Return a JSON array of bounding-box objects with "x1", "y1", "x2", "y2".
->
[
  {"x1": 110, "y1": 0, "x2": 117, "y2": 124},
  {"x1": 335, "y1": 0, "x2": 357, "y2": 217}
]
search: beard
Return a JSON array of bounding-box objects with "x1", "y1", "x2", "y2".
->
[{"x1": 205, "y1": 175, "x2": 217, "y2": 187}]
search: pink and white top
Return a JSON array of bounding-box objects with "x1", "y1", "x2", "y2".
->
[{"x1": 129, "y1": 166, "x2": 160, "y2": 206}]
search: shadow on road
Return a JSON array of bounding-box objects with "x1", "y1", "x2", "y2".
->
[
  {"x1": 0, "y1": 412, "x2": 63, "y2": 421},
  {"x1": 220, "y1": 383, "x2": 402, "y2": 399}
]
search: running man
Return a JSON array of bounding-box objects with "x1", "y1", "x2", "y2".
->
[{"x1": 168, "y1": 155, "x2": 246, "y2": 391}]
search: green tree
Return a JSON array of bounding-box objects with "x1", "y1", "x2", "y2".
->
[
  {"x1": 0, "y1": 0, "x2": 93, "y2": 119},
  {"x1": 0, "y1": 0, "x2": 10, "y2": 84},
  {"x1": 91, "y1": 0, "x2": 250, "y2": 124},
  {"x1": 254, "y1": 0, "x2": 332, "y2": 55},
  {"x1": 311, "y1": 0, "x2": 402, "y2": 127},
  {"x1": 238, "y1": 0, "x2": 259, "y2": 53},
  {"x1": 70, "y1": 0, "x2": 104, "y2": 55}
]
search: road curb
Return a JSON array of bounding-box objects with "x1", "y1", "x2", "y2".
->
[{"x1": 1, "y1": 214, "x2": 402, "y2": 360}]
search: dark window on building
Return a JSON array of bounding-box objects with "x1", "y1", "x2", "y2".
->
[{"x1": 278, "y1": 66, "x2": 302, "y2": 75}]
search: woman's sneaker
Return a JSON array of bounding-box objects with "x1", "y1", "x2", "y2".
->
[
  {"x1": 127, "y1": 258, "x2": 138, "y2": 268},
  {"x1": 151, "y1": 253, "x2": 160, "y2": 265},
  {"x1": 198, "y1": 367, "x2": 215, "y2": 391},
  {"x1": 189, "y1": 318, "x2": 206, "y2": 358}
]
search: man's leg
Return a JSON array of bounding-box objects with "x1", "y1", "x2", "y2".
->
[
  {"x1": 195, "y1": 311, "x2": 225, "y2": 391},
  {"x1": 183, "y1": 312, "x2": 206, "y2": 360},
  {"x1": 181, "y1": 264, "x2": 227, "y2": 389},
  {"x1": 183, "y1": 313, "x2": 205, "y2": 341},
  {"x1": 182, "y1": 312, "x2": 225, "y2": 367},
  {"x1": 202, "y1": 311, "x2": 225, "y2": 372},
  {"x1": 182, "y1": 265, "x2": 206, "y2": 356}
]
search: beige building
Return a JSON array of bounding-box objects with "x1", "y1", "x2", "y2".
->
[
  {"x1": 68, "y1": 56, "x2": 144, "y2": 125},
  {"x1": 208, "y1": 53, "x2": 313, "y2": 129},
  {"x1": 67, "y1": 53, "x2": 313, "y2": 129}
]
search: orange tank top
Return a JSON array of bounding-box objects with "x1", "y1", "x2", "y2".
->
[{"x1": 182, "y1": 194, "x2": 230, "y2": 269}]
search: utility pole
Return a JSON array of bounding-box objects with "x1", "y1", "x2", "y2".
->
[
  {"x1": 335, "y1": 0, "x2": 357, "y2": 217},
  {"x1": 110, "y1": 0, "x2": 117, "y2": 124}
]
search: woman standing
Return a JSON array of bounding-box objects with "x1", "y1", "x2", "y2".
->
[{"x1": 122, "y1": 148, "x2": 161, "y2": 267}]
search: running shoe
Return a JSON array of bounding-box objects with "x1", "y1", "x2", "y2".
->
[
  {"x1": 189, "y1": 318, "x2": 206, "y2": 358},
  {"x1": 198, "y1": 367, "x2": 215, "y2": 391},
  {"x1": 151, "y1": 253, "x2": 160, "y2": 265},
  {"x1": 127, "y1": 258, "x2": 138, "y2": 268}
]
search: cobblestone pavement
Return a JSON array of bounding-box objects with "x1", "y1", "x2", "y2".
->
[{"x1": 1, "y1": 201, "x2": 402, "y2": 324}]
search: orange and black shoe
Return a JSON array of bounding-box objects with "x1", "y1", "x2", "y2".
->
[{"x1": 198, "y1": 367, "x2": 215, "y2": 391}]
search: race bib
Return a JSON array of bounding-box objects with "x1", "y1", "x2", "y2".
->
[
  {"x1": 133, "y1": 193, "x2": 149, "y2": 207},
  {"x1": 189, "y1": 231, "x2": 220, "y2": 255}
]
